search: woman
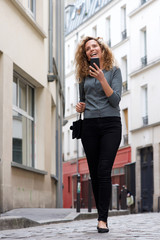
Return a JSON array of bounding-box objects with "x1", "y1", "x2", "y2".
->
[{"x1": 75, "y1": 36, "x2": 122, "y2": 233}]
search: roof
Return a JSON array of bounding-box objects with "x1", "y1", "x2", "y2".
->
[{"x1": 65, "y1": 0, "x2": 113, "y2": 36}]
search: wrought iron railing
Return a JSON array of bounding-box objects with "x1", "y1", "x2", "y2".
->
[
  {"x1": 141, "y1": 55, "x2": 147, "y2": 67},
  {"x1": 122, "y1": 81, "x2": 128, "y2": 93},
  {"x1": 107, "y1": 39, "x2": 111, "y2": 47},
  {"x1": 141, "y1": 0, "x2": 147, "y2": 5},
  {"x1": 142, "y1": 115, "x2": 148, "y2": 125},
  {"x1": 123, "y1": 134, "x2": 128, "y2": 146},
  {"x1": 121, "y1": 29, "x2": 127, "y2": 40}
]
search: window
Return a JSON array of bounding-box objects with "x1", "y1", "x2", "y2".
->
[
  {"x1": 67, "y1": 44, "x2": 70, "y2": 68},
  {"x1": 112, "y1": 167, "x2": 124, "y2": 176},
  {"x1": 141, "y1": 0, "x2": 147, "y2": 5},
  {"x1": 141, "y1": 28, "x2": 147, "y2": 66},
  {"x1": 65, "y1": 9, "x2": 70, "y2": 29},
  {"x1": 121, "y1": 5, "x2": 127, "y2": 40},
  {"x1": 85, "y1": 0, "x2": 90, "y2": 15},
  {"x1": 92, "y1": 26, "x2": 97, "y2": 38},
  {"x1": 96, "y1": 0, "x2": 101, "y2": 8},
  {"x1": 141, "y1": 85, "x2": 148, "y2": 125},
  {"x1": 71, "y1": 8, "x2": 76, "y2": 20},
  {"x1": 67, "y1": 86, "x2": 70, "y2": 111},
  {"x1": 106, "y1": 16, "x2": 111, "y2": 47},
  {"x1": 80, "y1": 35, "x2": 85, "y2": 40},
  {"x1": 12, "y1": 72, "x2": 35, "y2": 167},
  {"x1": 73, "y1": 138, "x2": 77, "y2": 153},
  {"x1": 123, "y1": 108, "x2": 128, "y2": 145},
  {"x1": 74, "y1": 83, "x2": 78, "y2": 107},
  {"x1": 120, "y1": 167, "x2": 124, "y2": 174},
  {"x1": 67, "y1": 130, "x2": 70, "y2": 155},
  {"x1": 121, "y1": 56, "x2": 128, "y2": 92},
  {"x1": 28, "y1": 0, "x2": 36, "y2": 19},
  {"x1": 74, "y1": 39, "x2": 77, "y2": 52}
]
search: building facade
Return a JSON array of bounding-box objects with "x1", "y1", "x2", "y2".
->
[
  {"x1": 0, "y1": 0, "x2": 64, "y2": 213},
  {"x1": 63, "y1": 0, "x2": 160, "y2": 212}
]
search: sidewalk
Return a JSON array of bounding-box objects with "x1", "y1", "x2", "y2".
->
[
  {"x1": 0, "y1": 208, "x2": 129, "y2": 230},
  {"x1": 0, "y1": 212, "x2": 160, "y2": 239}
]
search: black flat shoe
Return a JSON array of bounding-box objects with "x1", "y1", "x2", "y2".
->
[
  {"x1": 98, "y1": 227, "x2": 109, "y2": 233},
  {"x1": 97, "y1": 224, "x2": 109, "y2": 229}
]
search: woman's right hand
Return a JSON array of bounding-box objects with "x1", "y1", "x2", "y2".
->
[{"x1": 76, "y1": 102, "x2": 86, "y2": 113}]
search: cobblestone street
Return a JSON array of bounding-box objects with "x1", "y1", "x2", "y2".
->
[{"x1": 0, "y1": 212, "x2": 160, "y2": 240}]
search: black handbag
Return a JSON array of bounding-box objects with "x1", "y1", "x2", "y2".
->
[{"x1": 70, "y1": 113, "x2": 83, "y2": 139}]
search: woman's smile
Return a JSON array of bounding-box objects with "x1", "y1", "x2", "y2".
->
[{"x1": 85, "y1": 39, "x2": 102, "y2": 61}]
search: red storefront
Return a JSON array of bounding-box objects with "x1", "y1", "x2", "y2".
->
[{"x1": 63, "y1": 146, "x2": 131, "y2": 208}]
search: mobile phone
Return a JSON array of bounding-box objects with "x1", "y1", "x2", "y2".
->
[{"x1": 90, "y1": 58, "x2": 100, "y2": 69}]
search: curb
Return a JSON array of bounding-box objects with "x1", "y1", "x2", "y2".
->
[
  {"x1": 0, "y1": 216, "x2": 39, "y2": 231},
  {"x1": 74, "y1": 209, "x2": 129, "y2": 220},
  {"x1": 0, "y1": 210, "x2": 129, "y2": 231}
]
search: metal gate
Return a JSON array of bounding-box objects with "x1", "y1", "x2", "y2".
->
[{"x1": 140, "y1": 146, "x2": 153, "y2": 212}]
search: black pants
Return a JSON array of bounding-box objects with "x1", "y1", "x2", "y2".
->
[{"x1": 81, "y1": 117, "x2": 121, "y2": 222}]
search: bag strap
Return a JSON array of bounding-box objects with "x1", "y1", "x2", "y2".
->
[{"x1": 79, "y1": 78, "x2": 85, "y2": 102}]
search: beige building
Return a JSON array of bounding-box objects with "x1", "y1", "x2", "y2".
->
[{"x1": 0, "y1": 0, "x2": 64, "y2": 213}]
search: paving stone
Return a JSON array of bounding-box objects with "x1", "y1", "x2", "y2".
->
[{"x1": 0, "y1": 213, "x2": 160, "y2": 239}]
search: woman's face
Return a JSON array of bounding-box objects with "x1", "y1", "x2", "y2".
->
[{"x1": 85, "y1": 39, "x2": 102, "y2": 61}]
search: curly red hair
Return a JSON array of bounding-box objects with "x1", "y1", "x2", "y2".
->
[{"x1": 75, "y1": 36, "x2": 116, "y2": 82}]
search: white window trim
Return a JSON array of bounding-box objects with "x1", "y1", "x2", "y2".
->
[
  {"x1": 27, "y1": 0, "x2": 36, "y2": 19},
  {"x1": 12, "y1": 72, "x2": 35, "y2": 167},
  {"x1": 10, "y1": 0, "x2": 46, "y2": 38},
  {"x1": 13, "y1": 105, "x2": 34, "y2": 121}
]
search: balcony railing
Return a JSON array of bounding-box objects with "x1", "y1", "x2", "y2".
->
[
  {"x1": 121, "y1": 29, "x2": 127, "y2": 40},
  {"x1": 141, "y1": 55, "x2": 147, "y2": 67},
  {"x1": 122, "y1": 81, "x2": 128, "y2": 93},
  {"x1": 107, "y1": 39, "x2": 111, "y2": 47},
  {"x1": 123, "y1": 134, "x2": 128, "y2": 146},
  {"x1": 142, "y1": 115, "x2": 148, "y2": 126},
  {"x1": 141, "y1": 0, "x2": 147, "y2": 5}
]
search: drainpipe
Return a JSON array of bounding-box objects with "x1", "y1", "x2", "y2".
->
[
  {"x1": 76, "y1": 32, "x2": 79, "y2": 175},
  {"x1": 55, "y1": 0, "x2": 64, "y2": 209},
  {"x1": 48, "y1": 0, "x2": 62, "y2": 208},
  {"x1": 55, "y1": 0, "x2": 60, "y2": 208},
  {"x1": 48, "y1": 0, "x2": 64, "y2": 208},
  {"x1": 75, "y1": 32, "x2": 81, "y2": 212},
  {"x1": 48, "y1": 0, "x2": 53, "y2": 76}
]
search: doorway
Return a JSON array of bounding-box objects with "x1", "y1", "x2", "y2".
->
[{"x1": 140, "y1": 146, "x2": 153, "y2": 212}]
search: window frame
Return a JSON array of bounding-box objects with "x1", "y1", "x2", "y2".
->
[
  {"x1": 28, "y1": 0, "x2": 36, "y2": 19},
  {"x1": 140, "y1": 27, "x2": 147, "y2": 66},
  {"x1": 106, "y1": 16, "x2": 111, "y2": 47},
  {"x1": 12, "y1": 71, "x2": 35, "y2": 167},
  {"x1": 121, "y1": 55, "x2": 128, "y2": 93},
  {"x1": 121, "y1": 5, "x2": 127, "y2": 40},
  {"x1": 141, "y1": 84, "x2": 148, "y2": 125},
  {"x1": 92, "y1": 25, "x2": 97, "y2": 38}
]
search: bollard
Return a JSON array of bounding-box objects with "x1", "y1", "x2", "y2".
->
[
  {"x1": 76, "y1": 173, "x2": 81, "y2": 213},
  {"x1": 138, "y1": 200, "x2": 141, "y2": 213},
  {"x1": 88, "y1": 177, "x2": 92, "y2": 212},
  {"x1": 158, "y1": 197, "x2": 160, "y2": 212}
]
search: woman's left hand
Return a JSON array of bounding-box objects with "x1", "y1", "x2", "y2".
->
[{"x1": 89, "y1": 63, "x2": 104, "y2": 82}]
